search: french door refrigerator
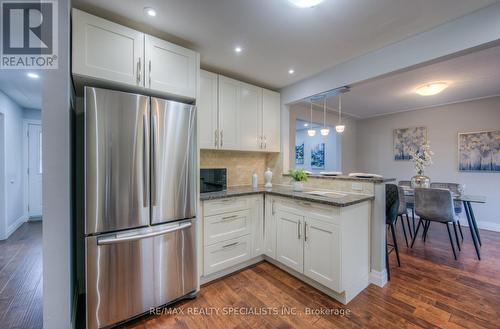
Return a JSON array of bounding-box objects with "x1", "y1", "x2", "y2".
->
[{"x1": 84, "y1": 87, "x2": 198, "y2": 329}]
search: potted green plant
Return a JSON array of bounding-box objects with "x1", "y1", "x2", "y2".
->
[{"x1": 289, "y1": 169, "x2": 308, "y2": 192}]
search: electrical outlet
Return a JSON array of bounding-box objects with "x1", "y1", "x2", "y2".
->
[{"x1": 351, "y1": 182, "x2": 363, "y2": 191}]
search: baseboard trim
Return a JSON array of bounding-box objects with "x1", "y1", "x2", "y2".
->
[
  {"x1": 458, "y1": 219, "x2": 500, "y2": 233},
  {"x1": 0, "y1": 214, "x2": 27, "y2": 240},
  {"x1": 369, "y1": 269, "x2": 388, "y2": 288}
]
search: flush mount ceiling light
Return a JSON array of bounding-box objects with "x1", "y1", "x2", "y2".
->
[
  {"x1": 144, "y1": 7, "x2": 156, "y2": 17},
  {"x1": 307, "y1": 101, "x2": 316, "y2": 137},
  {"x1": 288, "y1": 0, "x2": 324, "y2": 8},
  {"x1": 320, "y1": 96, "x2": 330, "y2": 136},
  {"x1": 27, "y1": 72, "x2": 39, "y2": 79},
  {"x1": 415, "y1": 82, "x2": 448, "y2": 96},
  {"x1": 234, "y1": 46, "x2": 243, "y2": 53},
  {"x1": 288, "y1": 69, "x2": 295, "y2": 75},
  {"x1": 335, "y1": 94, "x2": 345, "y2": 133}
]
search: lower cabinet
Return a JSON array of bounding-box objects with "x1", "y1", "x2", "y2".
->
[
  {"x1": 204, "y1": 235, "x2": 252, "y2": 275},
  {"x1": 264, "y1": 197, "x2": 277, "y2": 259},
  {"x1": 276, "y1": 209, "x2": 303, "y2": 272}
]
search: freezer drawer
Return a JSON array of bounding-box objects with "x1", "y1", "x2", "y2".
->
[{"x1": 86, "y1": 220, "x2": 198, "y2": 329}]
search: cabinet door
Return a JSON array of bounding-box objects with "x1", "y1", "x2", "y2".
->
[
  {"x1": 250, "y1": 196, "x2": 264, "y2": 257},
  {"x1": 262, "y1": 89, "x2": 281, "y2": 152},
  {"x1": 264, "y1": 198, "x2": 277, "y2": 259},
  {"x1": 303, "y1": 216, "x2": 341, "y2": 292},
  {"x1": 144, "y1": 35, "x2": 197, "y2": 99},
  {"x1": 276, "y1": 210, "x2": 303, "y2": 273},
  {"x1": 218, "y1": 76, "x2": 240, "y2": 150},
  {"x1": 72, "y1": 9, "x2": 143, "y2": 87},
  {"x1": 238, "y1": 83, "x2": 262, "y2": 151},
  {"x1": 199, "y1": 70, "x2": 219, "y2": 149}
]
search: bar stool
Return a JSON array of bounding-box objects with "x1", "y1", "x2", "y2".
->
[{"x1": 386, "y1": 184, "x2": 401, "y2": 280}]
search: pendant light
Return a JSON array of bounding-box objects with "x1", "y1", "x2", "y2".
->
[
  {"x1": 307, "y1": 101, "x2": 316, "y2": 136},
  {"x1": 335, "y1": 94, "x2": 345, "y2": 133},
  {"x1": 320, "y1": 96, "x2": 330, "y2": 136}
]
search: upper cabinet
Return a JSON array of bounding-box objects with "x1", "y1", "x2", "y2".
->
[
  {"x1": 198, "y1": 70, "x2": 281, "y2": 152},
  {"x1": 72, "y1": 9, "x2": 199, "y2": 100}
]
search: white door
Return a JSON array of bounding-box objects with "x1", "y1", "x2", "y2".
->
[
  {"x1": 238, "y1": 82, "x2": 262, "y2": 151},
  {"x1": 28, "y1": 124, "x2": 43, "y2": 217},
  {"x1": 276, "y1": 209, "x2": 303, "y2": 272},
  {"x1": 72, "y1": 9, "x2": 144, "y2": 87},
  {"x1": 218, "y1": 76, "x2": 240, "y2": 150},
  {"x1": 198, "y1": 70, "x2": 219, "y2": 149},
  {"x1": 264, "y1": 198, "x2": 277, "y2": 259},
  {"x1": 303, "y1": 216, "x2": 341, "y2": 291},
  {"x1": 262, "y1": 89, "x2": 281, "y2": 152},
  {"x1": 145, "y1": 35, "x2": 197, "y2": 99}
]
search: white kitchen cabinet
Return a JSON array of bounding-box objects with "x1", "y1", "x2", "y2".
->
[
  {"x1": 144, "y1": 35, "x2": 197, "y2": 99},
  {"x1": 303, "y1": 215, "x2": 341, "y2": 292},
  {"x1": 218, "y1": 76, "x2": 240, "y2": 150},
  {"x1": 264, "y1": 197, "x2": 277, "y2": 259},
  {"x1": 198, "y1": 70, "x2": 219, "y2": 149},
  {"x1": 276, "y1": 209, "x2": 304, "y2": 273},
  {"x1": 262, "y1": 89, "x2": 281, "y2": 152},
  {"x1": 72, "y1": 9, "x2": 144, "y2": 87},
  {"x1": 250, "y1": 196, "x2": 264, "y2": 257},
  {"x1": 204, "y1": 235, "x2": 252, "y2": 275},
  {"x1": 238, "y1": 82, "x2": 263, "y2": 151}
]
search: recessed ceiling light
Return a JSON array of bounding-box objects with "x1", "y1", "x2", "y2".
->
[
  {"x1": 144, "y1": 7, "x2": 156, "y2": 17},
  {"x1": 288, "y1": 0, "x2": 324, "y2": 8},
  {"x1": 234, "y1": 46, "x2": 242, "y2": 53},
  {"x1": 415, "y1": 82, "x2": 448, "y2": 96},
  {"x1": 27, "y1": 72, "x2": 39, "y2": 79},
  {"x1": 303, "y1": 123, "x2": 309, "y2": 127},
  {"x1": 288, "y1": 69, "x2": 295, "y2": 75}
]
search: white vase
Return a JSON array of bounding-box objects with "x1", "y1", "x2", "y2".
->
[
  {"x1": 292, "y1": 181, "x2": 303, "y2": 192},
  {"x1": 264, "y1": 168, "x2": 273, "y2": 188}
]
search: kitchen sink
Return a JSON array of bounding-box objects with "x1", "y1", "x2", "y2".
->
[{"x1": 303, "y1": 190, "x2": 347, "y2": 198}]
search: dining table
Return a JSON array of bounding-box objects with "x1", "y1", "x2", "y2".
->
[{"x1": 403, "y1": 188, "x2": 486, "y2": 260}]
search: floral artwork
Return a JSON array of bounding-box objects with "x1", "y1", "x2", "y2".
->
[
  {"x1": 311, "y1": 143, "x2": 325, "y2": 169},
  {"x1": 459, "y1": 131, "x2": 500, "y2": 172},
  {"x1": 394, "y1": 127, "x2": 427, "y2": 161},
  {"x1": 409, "y1": 140, "x2": 434, "y2": 175},
  {"x1": 295, "y1": 143, "x2": 304, "y2": 164}
]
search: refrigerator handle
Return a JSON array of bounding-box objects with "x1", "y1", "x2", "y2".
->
[
  {"x1": 97, "y1": 221, "x2": 192, "y2": 245},
  {"x1": 151, "y1": 113, "x2": 158, "y2": 206},
  {"x1": 142, "y1": 112, "x2": 149, "y2": 207}
]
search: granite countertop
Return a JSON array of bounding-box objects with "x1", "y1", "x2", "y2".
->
[
  {"x1": 200, "y1": 185, "x2": 374, "y2": 207},
  {"x1": 282, "y1": 173, "x2": 396, "y2": 184}
]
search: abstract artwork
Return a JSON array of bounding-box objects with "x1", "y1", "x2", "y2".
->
[
  {"x1": 295, "y1": 143, "x2": 304, "y2": 165},
  {"x1": 311, "y1": 143, "x2": 325, "y2": 169},
  {"x1": 394, "y1": 127, "x2": 427, "y2": 161},
  {"x1": 458, "y1": 130, "x2": 500, "y2": 172}
]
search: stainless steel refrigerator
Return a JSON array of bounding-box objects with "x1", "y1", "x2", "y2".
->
[{"x1": 84, "y1": 87, "x2": 198, "y2": 329}]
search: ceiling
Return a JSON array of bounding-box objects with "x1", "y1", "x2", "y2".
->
[
  {"x1": 0, "y1": 71, "x2": 42, "y2": 109},
  {"x1": 72, "y1": 0, "x2": 498, "y2": 89},
  {"x1": 295, "y1": 44, "x2": 500, "y2": 119}
]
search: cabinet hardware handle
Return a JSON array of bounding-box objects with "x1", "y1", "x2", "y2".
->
[
  {"x1": 304, "y1": 222, "x2": 308, "y2": 242},
  {"x1": 220, "y1": 198, "x2": 233, "y2": 202},
  {"x1": 214, "y1": 129, "x2": 219, "y2": 148},
  {"x1": 271, "y1": 200, "x2": 275, "y2": 215},
  {"x1": 222, "y1": 242, "x2": 239, "y2": 249},
  {"x1": 148, "y1": 60, "x2": 152, "y2": 87},
  {"x1": 264, "y1": 136, "x2": 267, "y2": 149},
  {"x1": 222, "y1": 215, "x2": 238, "y2": 221},
  {"x1": 137, "y1": 57, "x2": 141, "y2": 84},
  {"x1": 297, "y1": 221, "x2": 301, "y2": 239},
  {"x1": 220, "y1": 130, "x2": 223, "y2": 147},
  {"x1": 260, "y1": 136, "x2": 263, "y2": 149},
  {"x1": 301, "y1": 202, "x2": 312, "y2": 207}
]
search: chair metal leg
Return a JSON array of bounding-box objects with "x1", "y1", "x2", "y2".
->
[
  {"x1": 446, "y1": 223, "x2": 458, "y2": 260},
  {"x1": 410, "y1": 219, "x2": 423, "y2": 248},
  {"x1": 452, "y1": 222, "x2": 461, "y2": 251},
  {"x1": 412, "y1": 208, "x2": 416, "y2": 232},
  {"x1": 423, "y1": 220, "x2": 431, "y2": 242},
  {"x1": 386, "y1": 226, "x2": 391, "y2": 281},
  {"x1": 457, "y1": 220, "x2": 464, "y2": 240},
  {"x1": 399, "y1": 215, "x2": 409, "y2": 247},
  {"x1": 390, "y1": 223, "x2": 401, "y2": 267}
]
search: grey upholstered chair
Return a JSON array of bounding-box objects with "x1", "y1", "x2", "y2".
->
[
  {"x1": 398, "y1": 180, "x2": 416, "y2": 232},
  {"x1": 410, "y1": 188, "x2": 461, "y2": 260},
  {"x1": 430, "y1": 182, "x2": 464, "y2": 240},
  {"x1": 397, "y1": 186, "x2": 412, "y2": 247},
  {"x1": 386, "y1": 184, "x2": 401, "y2": 280}
]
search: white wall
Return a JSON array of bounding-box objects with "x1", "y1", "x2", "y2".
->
[
  {"x1": 0, "y1": 90, "x2": 26, "y2": 240},
  {"x1": 295, "y1": 127, "x2": 340, "y2": 173},
  {"x1": 357, "y1": 96, "x2": 500, "y2": 230},
  {"x1": 23, "y1": 108, "x2": 42, "y2": 120}
]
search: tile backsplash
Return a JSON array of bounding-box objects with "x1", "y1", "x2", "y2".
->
[{"x1": 200, "y1": 150, "x2": 280, "y2": 187}]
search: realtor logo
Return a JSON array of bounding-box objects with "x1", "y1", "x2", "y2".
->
[{"x1": 1, "y1": 0, "x2": 58, "y2": 68}]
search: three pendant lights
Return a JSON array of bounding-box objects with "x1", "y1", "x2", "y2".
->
[{"x1": 307, "y1": 94, "x2": 345, "y2": 137}]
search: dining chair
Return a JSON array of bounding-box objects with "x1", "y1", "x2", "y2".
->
[
  {"x1": 386, "y1": 184, "x2": 401, "y2": 280},
  {"x1": 430, "y1": 182, "x2": 464, "y2": 240},
  {"x1": 398, "y1": 180, "x2": 416, "y2": 232},
  {"x1": 410, "y1": 188, "x2": 461, "y2": 260},
  {"x1": 397, "y1": 186, "x2": 413, "y2": 246}
]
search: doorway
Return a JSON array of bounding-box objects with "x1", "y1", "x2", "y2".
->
[{"x1": 25, "y1": 121, "x2": 43, "y2": 219}]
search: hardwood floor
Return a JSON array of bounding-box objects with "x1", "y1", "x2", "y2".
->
[
  {"x1": 0, "y1": 222, "x2": 43, "y2": 329},
  {"x1": 120, "y1": 222, "x2": 500, "y2": 329}
]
